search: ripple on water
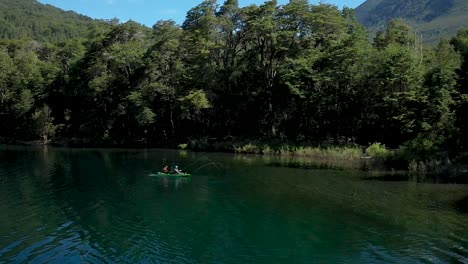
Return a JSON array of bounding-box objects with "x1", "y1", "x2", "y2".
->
[
  {"x1": 2, "y1": 147, "x2": 468, "y2": 263},
  {"x1": 3, "y1": 221, "x2": 106, "y2": 264},
  {"x1": 431, "y1": 246, "x2": 468, "y2": 264},
  {"x1": 449, "y1": 233, "x2": 468, "y2": 248}
]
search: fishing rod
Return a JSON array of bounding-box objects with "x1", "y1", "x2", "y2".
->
[
  {"x1": 186, "y1": 156, "x2": 226, "y2": 173},
  {"x1": 192, "y1": 162, "x2": 223, "y2": 173}
]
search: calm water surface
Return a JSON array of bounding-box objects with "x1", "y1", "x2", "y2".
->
[{"x1": 0, "y1": 146, "x2": 467, "y2": 263}]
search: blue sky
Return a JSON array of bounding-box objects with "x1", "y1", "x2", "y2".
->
[{"x1": 38, "y1": 0, "x2": 366, "y2": 27}]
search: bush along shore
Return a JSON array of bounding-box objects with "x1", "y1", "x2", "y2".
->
[
  {"x1": 2, "y1": 135, "x2": 467, "y2": 182},
  {"x1": 180, "y1": 139, "x2": 468, "y2": 182},
  {"x1": 1, "y1": 1, "x2": 467, "y2": 182}
]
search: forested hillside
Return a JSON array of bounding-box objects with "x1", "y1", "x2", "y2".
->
[
  {"x1": 0, "y1": 0, "x2": 103, "y2": 42},
  {"x1": 356, "y1": 0, "x2": 468, "y2": 43},
  {"x1": 0, "y1": 0, "x2": 467, "y2": 167}
]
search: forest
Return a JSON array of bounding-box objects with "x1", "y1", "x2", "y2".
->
[
  {"x1": 0, "y1": 0, "x2": 467, "y2": 168},
  {"x1": 0, "y1": 0, "x2": 102, "y2": 42}
]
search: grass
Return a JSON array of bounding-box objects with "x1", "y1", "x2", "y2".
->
[
  {"x1": 185, "y1": 138, "x2": 368, "y2": 161},
  {"x1": 232, "y1": 143, "x2": 363, "y2": 160},
  {"x1": 287, "y1": 146, "x2": 362, "y2": 160},
  {"x1": 183, "y1": 138, "x2": 407, "y2": 168},
  {"x1": 183, "y1": 138, "x2": 467, "y2": 181}
]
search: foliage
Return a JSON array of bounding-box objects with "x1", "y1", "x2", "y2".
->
[
  {"x1": 0, "y1": 0, "x2": 467, "y2": 169},
  {"x1": 451, "y1": 29, "x2": 468, "y2": 152},
  {"x1": 179, "y1": 89, "x2": 211, "y2": 115},
  {"x1": 178, "y1": 143, "x2": 188, "y2": 150},
  {"x1": 0, "y1": 0, "x2": 107, "y2": 42},
  {"x1": 32, "y1": 105, "x2": 57, "y2": 144},
  {"x1": 365, "y1": 143, "x2": 391, "y2": 159},
  {"x1": 234, "y1": 143, "x2": 262, "y2": 154},
  {"x1": 408, "y1": 159, "x2": 458, "y2": 182}
]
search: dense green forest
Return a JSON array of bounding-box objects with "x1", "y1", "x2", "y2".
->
[
  {"x1": 0, "y1": 0, "x2": 104, "y2": 42},
  {"x1": 0, "y1": 0, "x2": 467, "y2": 167}
]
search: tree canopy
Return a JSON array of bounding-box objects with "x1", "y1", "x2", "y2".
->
[{"x1": 0, "y1": 0, "x2": 467, "y2": 162}]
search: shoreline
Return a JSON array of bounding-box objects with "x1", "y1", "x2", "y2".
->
[{"x1": 1, "y1": 138, "x2": 467, "y2": 183}]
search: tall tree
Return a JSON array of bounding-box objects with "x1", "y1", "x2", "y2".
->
[
  {"x1": 450, "y1": 30, "x2": 468, "y2": 151},
  {"x1": 180, "y1": 0, "x2": 217, "y2": 137},
  {"x1": 243, "y1": 0, "x2": 281, "y2": 137},
  {"x1": 141, "y1": 20, "x2": 184, "y2": 142},
  {"x1": 75, "y1": 21, "x2": 150, "y2": 144}
]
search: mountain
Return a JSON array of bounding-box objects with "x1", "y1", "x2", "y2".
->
[
  {"x1": 0, "y1": 0, "x2": 104, "y2": 42},
  {"x1": 355, "y1": 0, "x2": 468, "y2": 43}
]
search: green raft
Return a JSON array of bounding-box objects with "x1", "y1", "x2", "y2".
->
[{"x1": 150, "y1": 172, "x2": 191, "y2": 177}]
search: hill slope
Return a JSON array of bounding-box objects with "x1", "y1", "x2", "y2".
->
[
  {"x1": 0, "y1": 0, "x2": 103, "y2": 42},
  {"x1": 356, "y1": 0, "x2": 468, "y2": 43}
]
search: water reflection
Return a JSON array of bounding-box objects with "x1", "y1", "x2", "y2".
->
[
  {"x1": 363, "y1": 174, "x2": 409, "y2": 182},
  {"x1": 234, "y1": 153, "x2": 367, "y2": 171},
  {"x1": 268, "y1": 161, "x2": 345, "y2": 170},
  {"x1": 455, "y1": 195, "x2": 468, "y2": 214},
  {"x1": 150, "y1": 176, "x2": 191, "y2": 190},
  {"x1": 0, "y1": 146, "x2": 467, "y2": 263}
]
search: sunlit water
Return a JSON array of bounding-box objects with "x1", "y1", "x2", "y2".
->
[{"x1": 0, "y1": 146, "x2": 467, "y2": 263}]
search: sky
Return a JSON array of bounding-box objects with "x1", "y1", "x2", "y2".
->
[{"x1": 38, "y1": 0, "x2": 366, "y2": 27}]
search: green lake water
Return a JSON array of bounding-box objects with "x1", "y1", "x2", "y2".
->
[{"x1": 0, "y1": 146, "x2": 467, "y2": 263}]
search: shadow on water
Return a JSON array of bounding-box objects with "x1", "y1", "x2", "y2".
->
[
  {"x1": 261, "y1": 152, "x2": 468, "y2": 184},
  {"x1": 149, "y1": 176, "x2": 191, "y2": 190},
  {"x1": 455, "y1": 196, "x2": 468, "y2": 214},
  {"x1": 263, "y1": 155, "x2": 392, "y2": 173},
  {"x1": 407, "y1": 171, "x2": 468, "y2": 184},
  {"x1": 363, "y1": 174, "x2": 409, "y2": 182},
  {"x1": 267, "y1": 161, "x2": 344, "y2": 171},
  {"x1": 363, "y1": 172, "x2": 468, "y2": 184}
]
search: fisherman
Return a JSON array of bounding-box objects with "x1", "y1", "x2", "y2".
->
[
  {"x1": 174, "y1": 165, "x2": 183, "y2": 174},
  {"x1": 163, "y1": 164, "x2": 169, "y2": 173}
]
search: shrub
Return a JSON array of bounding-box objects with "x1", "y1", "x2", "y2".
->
[
  {"x1": 262, "y1": 145, "x2": 276, "y2": 155},
  {"x1": 402, "y1": 136, "x2": 438, "y2": 161},
  {"x1": 366, "y1": 143, "x2": 391, "y2": 158},
  {"x1": 188, "y1": 138, "x2": 209, "y2": 151},
  {"x1": 178, "y1": 143, "x2": 188, "y2": 150},
  {"x1": 234, "y1": 143, "x2": 261, "y2": 154}
]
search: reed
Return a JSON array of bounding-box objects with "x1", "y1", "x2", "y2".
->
[{"x1": 232, "y1": 143, "x2": 363, "y2": 161}]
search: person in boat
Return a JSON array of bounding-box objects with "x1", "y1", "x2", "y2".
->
[
  {"x1": 173, "y1": 165, "x2": 183, "y2": 174},
  {"x1": 163, "y1": 164, "x2": 169, "y2": 173}
]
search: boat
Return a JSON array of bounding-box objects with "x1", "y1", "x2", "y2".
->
[{"x1": 149, "y1": 172, "x2": 191, "y2": 177}]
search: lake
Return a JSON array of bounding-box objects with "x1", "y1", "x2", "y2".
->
[{"x1": 0, "y1": 146, "x2": 467, "y2": 263}]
